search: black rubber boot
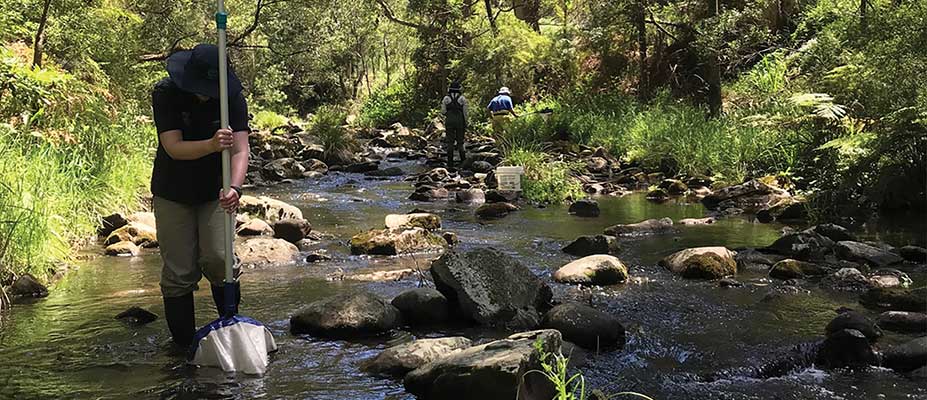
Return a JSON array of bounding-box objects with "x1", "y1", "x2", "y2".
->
[
  {"x1": 210, "y1": 281, "x2": 240, "y2": 318},
  {"x1": 163, "y1": 293, "x2": 195, "y2": 348},
  {"x1": 446, "y1": 146, "x2": 455, "y2": 170}
]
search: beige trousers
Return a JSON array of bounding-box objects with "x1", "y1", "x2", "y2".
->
[{"x1": 153, "y1": 196, "x2": 231, "y2": 298}]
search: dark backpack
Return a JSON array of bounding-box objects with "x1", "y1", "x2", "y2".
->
[{"x1": 445, "y1": 93, "x2": 465, "y2": 127}]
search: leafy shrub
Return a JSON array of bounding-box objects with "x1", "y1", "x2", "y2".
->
[
  {"x1": 309, "y1": 105, "x2": 357, "y2": 164},
  {"x1": 252, "y1": 109, "x2": 289, "y2": 132},
  {"x1": 504, "y1": 149, "x2": 583, "y2": 204},
  {"x1": 358, "y1": 79, "x2": 424, "y2": 128}
]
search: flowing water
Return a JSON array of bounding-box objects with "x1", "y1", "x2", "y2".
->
[{"x1": 1, "y1": 159, "x2": 925, "y2": 400}]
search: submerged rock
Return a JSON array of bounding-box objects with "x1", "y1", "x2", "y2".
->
[
  {"x1": 9, "y1": 274, "x2": 48, "y2": 298},
  {"x1": 391, "y1": 288, "x2": 452, "y2": 326},
  {"x1": 553, "y1": 255, "x2": 628, "y2": 286},
  {"x1": 883, "y1": 336, "x2": 927, "y2": 373},
  {"x1": 659, "y1": 247, "x2": 737, "y2": 279},
  {"x1": 815, "y1": 328, "x2": 878, "y2": 369},
  {"x1": 475, "y1": 202, "x2": 518, "y2": 219},
  {"x1": 403, "y1": 330, "x2": 560, "y2": 400},
  {"x1": 859, "y1": 287, "x2": 927, "y2": 312},
  {"x1": 409, "y1": 187, "x2": 450, "y2": 202},
  {"x1": 678, "y1": 217, "x2": 716, "y2": 225},
  {"x1": 877, "y1": 311, "x2": 927, "y2": 333},
  {"x1": 541, "y1": 303, "x2": 625, "y2": 350},
  {"x1": 735, "y1": 248, "x2": 784, "y2": 271},
  {"x1": 290, "y1": 291, "x2": 401, "y2": 338},
  {"x1": 350, "y1": 227, "x2": 447, "y2": 256},
  {"x1": 430, "y1": 248, "x2": 553, "y2": 329},
  {"x1": 562, "y1": 235, "x2": 620, "y2": 257},
  {"x1": 362, "y1": 337, "x2": 472, "y2": 376},
  {"x1": 455, "y1": 189, "x2": 486, "y2": 204},
  {"x1": 899, "y1": 245, "x2": 927, "y2": 263},
  {"x1": 569, "y1": 199, "x2": 600, "y2": 217},
  {"x1": 115, "y1": 306, "x2": 158, "y2": 325},
  {"x1": 769, "y1": 259, "x2": 828, "y2": 280},
  {"x1": 484, "y1": 189, "x2": 519, "y2": 203},
  {"x1": 604, "y1": 217, "x2": 673, "y2": 236}
]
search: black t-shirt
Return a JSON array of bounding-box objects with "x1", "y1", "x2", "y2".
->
[{"x1": 151, "y1": 77, "x2": 250, "y2": 205}]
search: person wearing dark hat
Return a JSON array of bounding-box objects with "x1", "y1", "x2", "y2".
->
[
  {"x1": 151, "y1": 44, "x2": 250, "y2": 348},
  {"x1": 440, "y1": 81, "x2": 469, "y2": 170}
]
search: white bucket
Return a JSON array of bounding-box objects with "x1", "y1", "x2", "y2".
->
[{"x1": 495, "y1": 166, "x2": 525, "y2": 191}]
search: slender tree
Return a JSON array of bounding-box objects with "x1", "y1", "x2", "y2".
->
[
  {"x1": 32, "y1": 0, "x2": 53, "y2": 67},
  {"x1": 706, "y1": 0, "x2": 722, "y2": 116},
  {"x1": 636, "y1": 0, "x2": 649, "y2": 101}
]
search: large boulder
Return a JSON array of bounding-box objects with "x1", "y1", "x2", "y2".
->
[
  {"x1": 475, "y1": 202, "x2": 518, "y2": 219},
  {"x1": 541, "y1": 303, "x2": 625, "y2": 350},
  {"x1": 103, "y1": 222, "x2": 157, "y2": 248},
  {"x1": 604, "y1": 217, "x2": 673, "y2": 236},
  {"x1": 659, "y1": 247, "x2": 737, "y2": 279},
  {"x1": 553, "y1": 255, "x2": 628, "y2": 286},
  {"x1": 562, "y1": 235, "x2": 620, "y2": 257},
  {"x1": 815, "y1": 329, "x2": 878, "y2": 369},
  {"x1": 273, "y1": 218, "x2": 312, "y2": 243},
  {"x1": 261, "y1": 157, "x2": 305, "y2": 181},
  {"x1": 883, "y1": 336, "x2": 927, "y2": 373},
  {"x1": 391, "y1": 288, "x2": 452, "y2": 325},
  {"x1": 764, "y1": 231, "x2": 835, "y2": 261},
  {"x1": 568, "y1": 199, "x2": 600, "y2": 217},
  {"x1": 768, "y1": 259, "x2": 828, "y2": 280},
  {"x1": 403, "y1": 330, "x2": 561, "y2": 400},
  {"x1": 877, "y1": 311, "x2": 927, "y2": 333},
  {"x1": 236, "y1": 218, "x2": 273, "y2": 236},
  {"x1": 430, "y1": 248, "x2": 553, "y2": 329},
  {"x1": 385, "y1": 213, "x2": 441, "y2": 230},
  {"x1": 350, "y1": 228, "x2": 447, "y2": 256},
  {"x1": 825, "y1": 310, "x2": 882, "y2": 343},
  {"x1": 236, "y1": 237, "x2": 300, "y2": 265},
  {"x1": 835, "y1": 241, "x2": 904, "y2": 268},
  {"x1": 239, "y1": 195, "x2": 303, "y2": 222},
  {"x1": 98, "y1": 212, "x2": 128, "y2": 237},
  {"x1": 290, "y1": 291, "x2": 401, "y2": 338},
  {"x1": 860, "y1": 287, "x2": 927, "y2": 312},
  {"x1": 362, "y1": 337, "x2": 473, "y2": 376}
]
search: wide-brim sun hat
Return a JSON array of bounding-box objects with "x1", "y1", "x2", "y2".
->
[
  {"x1": 449, "y1": 81, "x2": 462, "y2": 92},
  {"x1": 167, "y1": 44, "x2": 243, "y2": 99},
  {"x1": 498, "y1": 86, "x2": 511, "y2": 95}
]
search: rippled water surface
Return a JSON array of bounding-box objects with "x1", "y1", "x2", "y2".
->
[{"x1": 1, "y1": 160, "x2": 925, "y2": 400}]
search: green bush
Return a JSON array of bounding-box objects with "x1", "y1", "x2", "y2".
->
[
  {"x1": 309, "y1": 105, "x2": 358, "y2": 164},
  {"x1": 504, "y1": 149, "x2": 584, "y2": 204},
  {"x1": 358, "y1": 79, "x2": 423, "y2": 128},
  {"x1": 252, "y1": 109, "x2": 290, "y2": 131}
]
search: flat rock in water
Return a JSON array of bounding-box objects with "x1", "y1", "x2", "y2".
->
[
  {"x1": 541, "y1": 303, "x2": 625, "y2": 350},
  {"x1": 899, "y1": 245, "x2": 927, "y2": 263},
  {"x1": 365, "y1": 166, "x2": 404, "y2": 177},
  {"x1": 877, "y1": 311, "x2": 927, "y2": 333},
  {"x1": 430, "y1": 248, "x2": 553, "y2": 329},
  {"x1": 290, "y1": 291, "x2": 401, "y2": 338},
  {"x1": 659, "y1": 247, "x2": 737, "y2": 279},
  {"x1": 678, "y1": 217, "x2": 716, "y2": 225},
  {"x1": 344, "y1": 161, "x2": 380, "y2": 173},
  {"x1": 385, "y1": 213, "x2": 442, "y2": 230},
  {"x1": 484, "y1": 189, "x2": 519, "y2": 203},
  {"x1": 562, "y1": 235, "x2": 620, "y2": 257},
  {"x1": 455, "y1": 189, "x2": 486, "y2": 204},
  {"x1": 9, "y1": 274, "x2": 48, "y2": 298},
  {"x1": 860, "y1": 287, "x2": 927, "y2": 312},
  {"x1": 475, "y1": 202, "x2": 518, "y2": 219},
  {"x1": 391, "y1": 288, "x2": 452, "y2": 325},
  {"x1": 735, "y1": 248, "x2": 784, "y2": 271},
  {"x1": 115, "y1": 306, "x2": 158, "y2": 325},
  {"x1": 811, "y1": 224, "x2": 856, "y2": 242},
  {"x1": 604, "y1": 217, "x2": 673, "y2": 236},
  {"x1": 305, "y1": 251, "x2": 332, "y2": 263},
  {"x1": 835, "y1": 241, "x2": 903, "y2": 268},
  {"x1": 769, "y1": 259, "x2": 828, "y2": 280},
  {"x1": 568, "y1": 199, "x2": 600, "y2": 217},
  {"x1": 236, "y1": 238, "x2": 300, "y2": 266},
  {"x1": 409, "y1": 188, "x2": 450, "y2": 202},
  {"x1": 350, "y1": 227, "x2": 447, "y2": 256},
  {"x1": 764, "y1": 231, "x2": 835, "y2": 261},
  {"x1": 883, "y1": 336, "x2": 927, "y2": 373},
  {"x1": 362, "y1": 337, "x2": 472, "y2": 376},
  {"x1": 403, "y1": 330, "x2": 560, "y2": 400},
  {"x1": 553, "y1": 255, "x2": 628, "y2": 286}
]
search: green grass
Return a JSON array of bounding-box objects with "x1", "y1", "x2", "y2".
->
[
  {"x1": 0, "y1": 46, "x2": 153, "y2": 282},
  {"x1": 309, "y1": 105, "x2": 358, "y2": 164},
  {"x1": 529, "y1": 339, "x2": 654, "y2": 400},
  {"x1": 503, "y1": 148, "x2": 584, "y2": 204},
  {"x1": 252, "y1": 109, "x2": 290, "y2": 132}
]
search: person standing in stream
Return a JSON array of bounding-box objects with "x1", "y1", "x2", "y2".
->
[
  {"x1": 150, "y1": 44, "x2": 250, "y2": 348},
  {"x1": 441, "y1": 81, "x2": 469, "y2": 170},
  {"x1": 487, "y1": 86, "x2": 518, "y2": 135}
]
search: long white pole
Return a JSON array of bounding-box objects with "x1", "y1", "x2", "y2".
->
[{"x1": 217, "y1": 0, "x2": 234, "y2": 285}]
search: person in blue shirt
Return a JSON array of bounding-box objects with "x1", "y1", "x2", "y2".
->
[{"x1": 487, "y1": 86, "x2": 518, "y2": 134}]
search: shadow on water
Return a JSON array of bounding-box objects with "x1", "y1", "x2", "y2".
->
[{"x1": 1, "y1": 161, "x2": 925, "y2": 399}]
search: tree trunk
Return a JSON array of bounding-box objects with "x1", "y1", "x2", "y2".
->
[
  {"x1": 860, "y1": 0, "x2": 868, "y2": 30},
  {"x1": 636, "y1": 0, "x2": 648, "y2": 102},
  {"x1": 383, "y1": 34, "x2": 391, "y2": 87},
  {"x1": 706, "y1": 0, "x2": 722, "y2": 117},
  {"x1": 484, "y1": 0, "x2": 497, "y2": 35},
  {"x1": 32, "y1": 0, "x2": 53, "y2": 68}
]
